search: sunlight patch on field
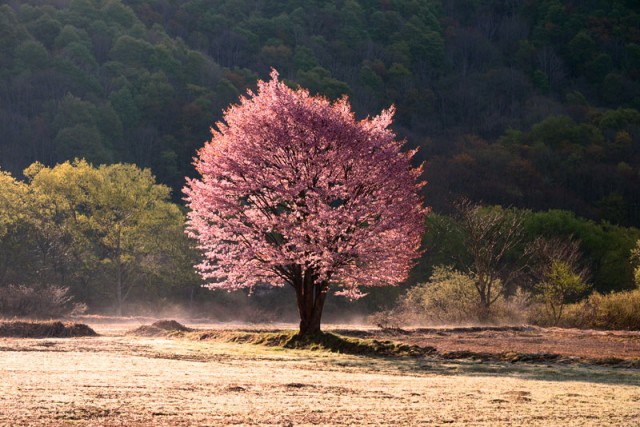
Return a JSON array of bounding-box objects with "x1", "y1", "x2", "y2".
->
[{"x1": 1, "y1": 334, "x2": 639, "y2": 426}]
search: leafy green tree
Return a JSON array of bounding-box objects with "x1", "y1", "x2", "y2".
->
[
  {"x1": 524, "y1": 210, "x2": 640, "y2": 293},
  {"x1": 109, "y1": 34, "x2": 154, "y2": 67},
  {"x1": 0, "y1": 5, "x2": 20, "y2": 68},
  {"x1": 26, "y1": 160, "x2": 185, "y2": 315},
  {"x1": 54, "y1": 24, "x2": 90, "y2": 50},
  {"x1": 134, "y1": 71, "x2": 175, "y2": 120},
  {"x1": 296, "y1": 67, "x2": 351, "y2": 99},
  {"x1": 400, "y1": 15, "x2": 444, "y2": 66},
  {"x1": 83, "y1": 163, "x2": 184, "y2": 315},
  {"x1": 61, "y1": 41, "x2": 98, "y2": 72},
  {"x1": 14, "y1": 39, "x2": 48, "y2": 71},
  {"x1": 101, "y1": 0, "x2": 136, "y2": 29},
  {"x1": 0, "y1": 170, "x2": 25, "y2": 240},
  {"x1": 407, "y1": 212, "x2": 467, "y2": 285},
  {"x1": 25, "y1": 13, "x2": 61, "y2": 49},
  {"x1": 537, "y1": 260, "x2": 590, "y2": 325},
  {"x1": 22, "y1": 161, "x2": 98, "y2": 292},
  {"x1": 567, "y1": 30, "x2": 596, "y2": 72},
  {"x1": 529, "y1": 237, "x2": 590, "y2": 325},
  {"x1": 109, "y1": 85, "x2": 140, "y2": 129},
  {"x1": 0, "y1": 170, "x2": 28, "y2": 285},
  {"x1": 293, "y1": 46, "x2": 317, "y2": 71},
  {"x1": 54, "y1": 124, "x2": 113, "y2": 164}
]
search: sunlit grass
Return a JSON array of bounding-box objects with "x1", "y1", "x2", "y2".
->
[{"x1": 1, "y1": 332, "x2": 639, "y2": 425}]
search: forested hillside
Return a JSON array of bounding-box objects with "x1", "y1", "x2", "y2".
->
[
  {"x1": 1, "y1": 0, "x2": 639, "y2": 224},
  {"x1": 0, "y1": 0, "x2": 230, "y2": 193}
]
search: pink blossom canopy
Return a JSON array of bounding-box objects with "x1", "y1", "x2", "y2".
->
[{"x1": 184, "y1": 70, "x2": 426, "y2": 299}]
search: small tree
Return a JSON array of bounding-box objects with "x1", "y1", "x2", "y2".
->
[
  {"x1": 84, "y1": 163, "x2": 184, "y2": 315},
  {"x1": 455, "y1": 200, "x2": 528, "y2": 319},
  {"x1": 185, "y1": 71, "x2": 426, "y2": 335},
  {"x1": 529, "y1": 238, "x2": 590, "y2": 325},
  {"x1": 536, "y1": 260, "x2": 589, "y2": 325}
]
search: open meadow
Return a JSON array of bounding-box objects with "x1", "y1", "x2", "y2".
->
[{"x1": 1, "y1": 321, "x2": 639, "y2": 426}]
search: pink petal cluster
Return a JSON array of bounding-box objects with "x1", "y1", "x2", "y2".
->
[{"x1": 184, "y1": 70, "x2": 427, "y2": 299}]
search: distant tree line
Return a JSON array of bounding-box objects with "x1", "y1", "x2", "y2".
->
[
  {"x1": 378, "y1": 200, "x2": 640, "y2": 328},
  {"x1": 0, "y1": 0, "x2": 639, "y2": 225},
  {"x1": 1, "y1": 160, "x2": 638, "y2": 321},
  {"x1": 123, "y1": 0, "x2": 640, "y2": 224}
]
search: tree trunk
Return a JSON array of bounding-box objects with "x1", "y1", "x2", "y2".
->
[
  {"x1": 293, "y1": 269, "x2": 328, "y2": 336},
  {"x1": 115, "y1": 228, "x2": 123, "y2": 317},
  {"x1": 115, "y1": 253, "x2": 123, "y2": 317}
]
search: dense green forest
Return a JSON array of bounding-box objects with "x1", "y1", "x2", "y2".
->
[
  {"x1": 0, "y1": 0, "x2": 639, "y2": 317},
  {"x1": 1, "y1": 0, "x2": 639, "y2": 222}
]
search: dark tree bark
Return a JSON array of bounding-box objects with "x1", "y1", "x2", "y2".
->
[{"x1": 292, "y1": 268, "x2": 329, "y2": 336}]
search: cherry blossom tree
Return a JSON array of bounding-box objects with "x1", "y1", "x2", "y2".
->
[{"x1": 184, "y1": 71, "x2": 426, "y2": 335}]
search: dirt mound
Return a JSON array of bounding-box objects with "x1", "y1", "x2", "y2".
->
[
  {"x1": 151, "y1": 320, "x2": 191, "y2": 331},
  {"x1": 127, "y1": 320, "x2": 192, "y2": 337},
  {"x1": 0, "y1": 321, "x2": 97, "y2": 338}
]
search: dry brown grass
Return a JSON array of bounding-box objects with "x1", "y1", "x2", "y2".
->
[{"x1": 0, "y1": 323, "x2": 639, "y2": 426}]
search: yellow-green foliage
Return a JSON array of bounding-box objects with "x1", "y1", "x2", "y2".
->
[
  {"x1": 562, "y1": 289, "x2": 640, "y2": 330},
  {"x1": 375, "y1": 265, "x2": 533, "y2": 326},
  {"x1": 536, "y1": 260, "x2": 590, "y2": 325},
  {"x1": 401, "y1": 266, "x2": 482, "y2": 324},
  {"x1": 631, "y1": 240, "x2": 640, "y2": 288},
  {"x1": 0, "y1": 170, "x2": 27, "y2": 238}
]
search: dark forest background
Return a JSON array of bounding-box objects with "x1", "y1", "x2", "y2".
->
[{"x1": 1, "y1": 0, "x2": 639, "y2": 319}]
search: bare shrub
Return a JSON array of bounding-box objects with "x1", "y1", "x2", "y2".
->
[
  {"x1": 402, "y1": 266, "x2": 480, "y2": 324},
  {"x1": 0, "y1": 284, "x2": 86, "y2": 319},
  {"x1": 561, "y1": 289, "x2": 640, "y2": 330},
  {"x1": 371, "y1": 266, "x2": 534, "y2": 326},
  {"x1": 453, "y1": 200, "x2": 529, "y2": 319},
  {"x1": 368, "y1": 308, "x2": 410, "y2": 330},
  {"x1": 491, "y1": 288, "x2": 537, "y2": 324}
]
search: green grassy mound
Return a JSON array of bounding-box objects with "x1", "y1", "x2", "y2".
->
[{"x1": 193, "y1": 330, "x2": 435, "y2": 357}]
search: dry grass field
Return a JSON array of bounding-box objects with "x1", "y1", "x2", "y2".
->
[{"x1": 1, "y1": 322, "x2": 639, "y2": 426}]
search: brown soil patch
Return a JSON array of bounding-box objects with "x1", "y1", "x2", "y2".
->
[
  {"x1": 0, "y1": 321, "x2": 97, "y2": 338},
  {"x1": 335, "y1": 325, "x2": 640, "y2": 367},
  {"x1": 123, "y1": 323, "x2": 640, "y2": 367}
]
